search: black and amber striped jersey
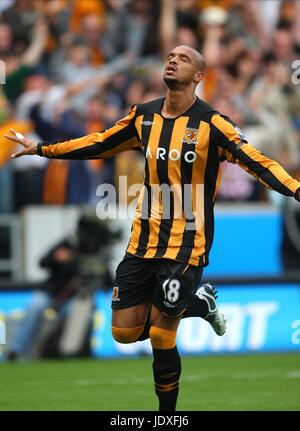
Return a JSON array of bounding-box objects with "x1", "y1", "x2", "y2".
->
[{"x1": 37, "y1": 97, "x2": 300, "y2": 267}]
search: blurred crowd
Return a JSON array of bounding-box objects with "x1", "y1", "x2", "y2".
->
[{"x1": 1, "y1": 0, "x2": 300, "y2": 212}]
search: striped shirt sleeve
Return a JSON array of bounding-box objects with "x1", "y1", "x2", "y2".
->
[
  {"x1": 211, "y1": 114, "x2": 300, "y2": 197},
  {"x1": 37, "y1": 105, "x2": 141, "y2": 159}
]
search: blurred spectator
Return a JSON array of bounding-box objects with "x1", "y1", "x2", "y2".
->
[
  {"x1": 1, "y1": 0, "x2": 39, "y2": 52},
  {"x1": 7, "y1": 238, "x2": 79, "y2": 360},
  {"x1": 69, "y1": 0, "x2": 105, "y2": 34},
  {"x1": 6, "y1": 213, "x2": 117, "y2": 360},
  {"x1": 2, "y1": 17, "x2": 49, "y2": 102},
  {"x1": 52, "y1": 39, "x2": 106, "y2": 114},
  {"x1": 80, "y1": 14, "x2": 106, "y2": 65}
]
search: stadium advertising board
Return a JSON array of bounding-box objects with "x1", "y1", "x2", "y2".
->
[
  {"x1": 92, "y1": 285, "x2": 300, "y2": 357},
  {"x1": 0, "y1": 284, "x2": 299, "y2": 360}
]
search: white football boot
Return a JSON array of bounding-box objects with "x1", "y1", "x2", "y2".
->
[{"x1": 196, "y1": 283, "x2": 227, "y2": 336}]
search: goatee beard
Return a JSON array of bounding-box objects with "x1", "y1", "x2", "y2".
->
[{"x1": 163, "y1": 76, "x2": 181, "y2": 90}]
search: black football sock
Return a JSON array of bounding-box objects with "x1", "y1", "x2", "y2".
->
[
  {"x1": 152, "y1": 346, "x2": 181, "y2": 411},
  {"x1": 138, "y1": 297, "x2": 209, "y2": 343},
  {"x1": 182, "y1": 295, "x2": 209, "y2": 318}
]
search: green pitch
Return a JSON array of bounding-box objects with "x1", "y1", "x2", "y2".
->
[{"x1": 0, "y1": 352, "x2": 299, "y2": 410}]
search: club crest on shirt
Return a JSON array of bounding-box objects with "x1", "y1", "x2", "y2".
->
[{"x1": 182, "y1": 127, "x2": 198, "y2": 145}]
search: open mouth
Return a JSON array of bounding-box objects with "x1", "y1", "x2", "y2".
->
[{"x1": 165, "y1": 65, "x2": 177, "y2": 72}]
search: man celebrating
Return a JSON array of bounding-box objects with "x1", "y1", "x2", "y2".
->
[{"x1": 5, "y1": 45, "x2": 300, "y2": 411}]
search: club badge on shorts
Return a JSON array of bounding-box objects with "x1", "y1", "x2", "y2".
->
[{"x1": 112, "y1": 286, "x2": 120, "y2": 302}]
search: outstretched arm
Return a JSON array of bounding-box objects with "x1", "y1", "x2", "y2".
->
[
  {"x1": 5, "y1": 106, "x2": 141, "y2": 159},
  {"x1": 211, "y1": 113, "x2": 300, "y2": 202}
]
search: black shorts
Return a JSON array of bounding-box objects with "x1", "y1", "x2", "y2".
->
[{"x1": 111, "y1": 252, "x2": 203, "y2": 317}]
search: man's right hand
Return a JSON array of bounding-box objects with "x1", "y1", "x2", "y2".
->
[{"x1": 4, "y1": 129, "x2": 38, "y2": 158}]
